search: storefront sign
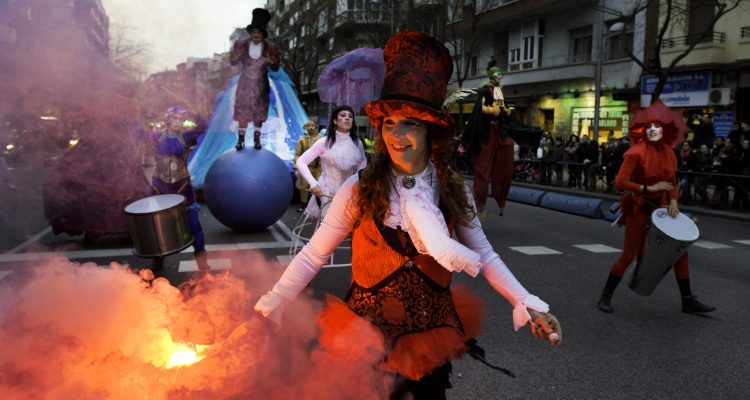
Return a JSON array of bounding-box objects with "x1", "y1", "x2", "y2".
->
[
  {"x1": 713, "y1": 110, "x2": 734, "y2": 137},
  {"x1": 640, "y1": 72, "x2": 711, "y2": 107},
  {"x1": 571, "y1": 106, "x2": 629, "y2": 139}
]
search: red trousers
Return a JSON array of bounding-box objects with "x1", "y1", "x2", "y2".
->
[
  {"x1": 473, "y1": 131, "x2": 514, "y2": 211},
  {"x1": 609, "y1": 208, "x2": 690, "y2": 279}
]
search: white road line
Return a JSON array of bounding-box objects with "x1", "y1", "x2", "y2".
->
[
  {"x1": 693, "y1": 240, "x2": 733, "y2": 249},
  {"x1": 509, "y1": 246, "x2": 562, "y2": 255},
  {"x1": 268, "y1": 224, "x2": 286, "y2": 242},
  {"x1": 274, "y1": 220, "x2": 295, "y2": 241},
  {"x1": 178, "y1": 258, "x2": 231, "y2": 272},
  {"x1": 733, "y1": 240, "x2": 750, "y2": 246},
  {"x1": 0, "y1": 241, "x2": 294, "y2": 263},
  {"x1": 574, "y1": 244, "x2": 621, "y2": 253},
  {"x1": 275, "y1": 255, "x2": 350, "y2": 269},
  {"x1": 0, "y1": 271, "x2": 11, "y2": 281},
  {"x1": 6, "y1": 226, "x2": 52, "y2": 254}
]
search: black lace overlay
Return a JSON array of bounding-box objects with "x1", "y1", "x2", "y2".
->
[{"x1": 345, "y1": 261, "x2": 464, "y2": 348}]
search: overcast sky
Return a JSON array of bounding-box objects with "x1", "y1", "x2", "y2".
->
[{"x1": 102, "y1": 0, "x2": 266, "y2": 73}]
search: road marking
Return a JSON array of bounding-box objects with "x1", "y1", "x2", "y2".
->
[
  {"x1": 274, "y1": 220, "x2": 295, "y2": 241},
  {"x1": 509, "y1": 246, "x2": 562, "y2": 255},
  {"x1": 7, "y1": 226, "x2": 52, "y2": 254},
  {"x1": 275, "y1": 255, "x2": 350, "y2": 269},
  {"x1": 574, "y1": 244, "x2": 621, "y2": 253},
  {"x1": 178, "y1": 258, "x2": 231, "y2": 272},
  {"x1": 0, "y1": 241, "x2": 295, "y2": 264},
  {"x1": 0, "y1": 271, "x2": 10, "y2": 281},
  {"x1": 693, "y1": 240, "x2": 732, "y2": 249},
  {"x1": 733, "y1": 240, "x2": 750, "y2": 246},
  {"x1": 268, "y1": 223, "x2": 286, "y2": 242}
]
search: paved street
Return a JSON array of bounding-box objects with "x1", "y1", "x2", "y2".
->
[{"x1": 1, "y1": 161, "x2": 749, "y2": 399}]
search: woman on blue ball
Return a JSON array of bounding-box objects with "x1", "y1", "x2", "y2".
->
[
  {"x1": 254, "y1": 31, "x2": 561, "y2": 399},
  {"x1": 295, "y1": 104, "x2": 367, "y2": 219}
]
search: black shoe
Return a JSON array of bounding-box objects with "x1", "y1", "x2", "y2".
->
[
  {"x1": 681, "y1": 295, "x2": 715, "y2": 314},
  {"x1": 597, "y1": 292, "x2": 613, "y2": 313},
  {"x1": 253, "y1": 131, "x2": 262, "y2": 150},
  {"x1": 194, "y1": 251, "x2": 210, "y2": 271},
  {"x1": 236, "y1": 134, "x2": 245, "y2": 150},
  {"x1": 296, "y1": 207, "x2": 304, "y2": 213},
  {"x1": 498, "y1": 208, "x2": 504, "y2": 216}
]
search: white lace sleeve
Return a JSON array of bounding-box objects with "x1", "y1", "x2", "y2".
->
[
  {"x1": 399, "y1": 177, "x2": 481, "y2": 276},
  {"x1": 254, "y1": 176, "x2": 359, "y2": 317},
  {"x1": 454, "y1": 186, "x2": 549, "y2": 331},
  {"x1": 296, "y1": 137, "x2": 327, "y2": 188}
]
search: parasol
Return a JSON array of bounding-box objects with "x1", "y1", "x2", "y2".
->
[{"x1": 317, "y1": 48, "x2": 385, "y2": 113}]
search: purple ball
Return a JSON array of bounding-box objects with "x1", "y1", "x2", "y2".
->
[{"x1": 203, "y1": 149, "x2": 292, "y2": 232}]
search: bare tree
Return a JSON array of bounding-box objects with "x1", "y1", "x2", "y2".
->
[
  {"x1": 109, "y1": 22, "x2": 151, "y2": 81},
  {"x1": 442, "y1": 0, "x2": 494, "y2": 129},
  {"x1": 605, "y1": 0, "x2": 748, "y2": 103}
]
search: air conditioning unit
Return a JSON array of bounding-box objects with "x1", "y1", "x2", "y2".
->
[{"x1": 708, "y1": 88, "x2": 732, "y2": 106}]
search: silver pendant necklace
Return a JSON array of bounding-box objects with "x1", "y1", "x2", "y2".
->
[{"x1": 401, "y1": 176, "x2": 416, "y2": 189}]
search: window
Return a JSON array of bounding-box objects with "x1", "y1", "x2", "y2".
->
[
  {"x1": 507, "y1": 19, "x2": 543, "y2": 71},
  {"x1": 470, "y1": 55, "x2": 478, "y2": 77},
  {"x1": 328, "y1": 37, "x2": 334, "y2": 50},
  {"x1": 318, "y1": 8, "x2": 328, "y2": 33},
  {"x1": 569, "y1": 25, "x2": 593, "y2": 63},
  {"x1": 606, "y1": 21, "x2": 633, "y2": 60},
  {"x1": 688, "y1": 0, "x2": 715, "y2": 44}
]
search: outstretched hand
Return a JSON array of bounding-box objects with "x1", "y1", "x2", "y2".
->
[{"x1": 528, "y1": 309, "x2": 562, "y2": 346}]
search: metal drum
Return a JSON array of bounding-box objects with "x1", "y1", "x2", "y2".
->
[
  {"x1": 628, "y1": 208, "x2": 699, "y2": 296},
  {"x1": 124, "y1": 194, "x2": 193, "y2": 258}
]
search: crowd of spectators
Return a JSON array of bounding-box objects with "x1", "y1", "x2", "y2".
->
[{"x1": 507, "y1": 116, "x2": 750, "y2": 212}]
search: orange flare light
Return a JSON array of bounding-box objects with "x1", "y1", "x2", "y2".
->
[{"x1": 165, "y1": 343, "x2": 210, "y2": 369}]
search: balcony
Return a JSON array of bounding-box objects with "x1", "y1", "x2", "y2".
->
[
  {"x1": 414, "y1": 0, "x2": 441, "y2": 9},
  {"x1": 661, "y1": 31, "x2": 728, "y2": 66},
  {"x1": 334, "y1": 8, "x2": 390, "y2": 29},
  {"x1": 504, "y1": 54, "x2": 596, "y2": 86}
]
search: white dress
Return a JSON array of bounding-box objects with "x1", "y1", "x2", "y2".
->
[{"x1": 296, "y1": 131, "x2": 367, "y2": 218}]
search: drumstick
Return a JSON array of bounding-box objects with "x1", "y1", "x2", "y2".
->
[{"x1": 530, "y1": 321, "x2": 560, "y2": 344}]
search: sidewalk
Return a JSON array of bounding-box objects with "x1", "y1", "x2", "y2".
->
[{"x1": 512, "y1": 180, "x2": 750, "y2": 223}]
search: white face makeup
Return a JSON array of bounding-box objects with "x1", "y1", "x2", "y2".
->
[
  {"x1": 334, "y1": 110, "x2": 353, "y2": 133},
  {"x1": 381, "y1": 116, "x2": 429, "y2": 175},
  {"x1": 646, "y1": 123, "x2": 663, "y2": 142}
]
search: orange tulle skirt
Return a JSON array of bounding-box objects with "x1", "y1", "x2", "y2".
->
[{"x1": 317, "y1": 284, "x2": 484, "y2": 380}]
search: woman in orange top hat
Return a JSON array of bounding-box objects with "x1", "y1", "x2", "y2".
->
[
  {"x1": 597, "y1": 100, "x2": 715, "y2": 314},
  {"x1": 254, "y1": 31, "x2": 561, "y2": 399}
]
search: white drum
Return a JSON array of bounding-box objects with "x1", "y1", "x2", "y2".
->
[
  {"x1": 628, "y1": 208, "x2": 699, "y2": 296},
  {"x1": 125, "y1": 194, "x2": 193, "y2": 258}
]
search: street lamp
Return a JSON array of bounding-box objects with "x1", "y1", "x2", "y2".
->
[{"x1": 592, "y1": 5, "x2": 625, "y2": 143}]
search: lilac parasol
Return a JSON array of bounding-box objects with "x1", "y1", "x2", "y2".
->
[{"x1": 317, "y1": 48, "x2": 385, "y2": 113}]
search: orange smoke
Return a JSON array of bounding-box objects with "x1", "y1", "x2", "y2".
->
[{"x1": 0, "y1": 253, "x2": 393, "y2": 399}]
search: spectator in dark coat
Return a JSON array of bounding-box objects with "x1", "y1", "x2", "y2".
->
[
  {"x1": 564, "y1": 134, "x2": 582, "y2": 188},
  {"x1": 550, "y1": 137, "x2": 566, "y2": 186},
  {"x1": 579, "y1": 134, "x2": 599, "y2": 190},
  {"x1": 734, "y1": 138, "x2": 750, "y2": 210}
]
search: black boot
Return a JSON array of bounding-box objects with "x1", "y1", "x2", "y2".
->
[
  {"x1": 682, "y1": 295, "x2": 716, "y2": 314},
  {"x1": 236, "y1": 130, "x2": 245, "y2": 150},
  {"x1": 597, "y1": 273, "x2": 622, "y2": 313},
  {"x1": 253, "y1": 131, "x2": 262, "y2": 150},
  {"x1": 597, "y1": 292, "x2": 613, "y2": 313}
]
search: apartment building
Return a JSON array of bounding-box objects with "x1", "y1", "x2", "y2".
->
[
  {"x1": 266, "y1": 0, "x2": 445, "y2": 125},
  {"x1": 446, "y1": 0, "x2": 646, "y2": 142},
  {"x1": 649, "y1": 0, "x2": 750, "y2": 134}
]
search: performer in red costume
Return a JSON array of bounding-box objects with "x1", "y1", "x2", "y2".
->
[
  {"x1": 254, "y1": 31, "x2": 561, "y2": 399},
  {"x1": 597, "y1": 100, "x2": 715, "y2": 314}
]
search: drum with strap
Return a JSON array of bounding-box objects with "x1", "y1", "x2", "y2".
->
[
  {"x1": 124, "y1": 194, "x2": 193, "y2": 258},
  {"x1": 628, "y1": 208, "x2": 699, "y2": 296}
]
